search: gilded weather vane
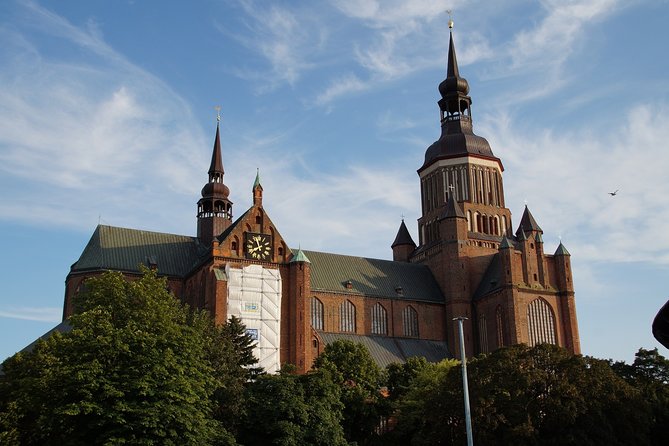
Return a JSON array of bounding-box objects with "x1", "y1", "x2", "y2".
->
[
  {"x1": 447, "y1": 9, "x2": 454, "y2": 29},
  {"x1": 214, "y1": 105, "x2": 221, "y2": 123}
]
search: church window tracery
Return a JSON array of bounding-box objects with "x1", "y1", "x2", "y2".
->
[
  {"x1": 527, "y1": 298, "x2": 557, "y2": 346},
  {"x1": 402, "y1": 306, "x2": 419, "y2": 337},
  {"x1": 478, "y1": 314, "x2": 489, "y2": 353},
  {"x1": 371, "y1": 303, "x2": 388, "y2": 335},
  {"x1": 311, "y1": 297, "x2": 324, "y2": 330},
  {"x1": 340, "y1": 300, "x2": 356, "y2": 333}
]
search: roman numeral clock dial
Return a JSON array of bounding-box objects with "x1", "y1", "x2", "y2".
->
[{"x1": 245, "y1": 233, "x2": 272, "y2": 261}]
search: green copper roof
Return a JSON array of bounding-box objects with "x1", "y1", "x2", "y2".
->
[
  {"x1": 290, "y1": 248, "x2": 311, "y2": 263},
  {"x1": 71, "y1": 225, "x2": 203, "y2": 277},
  {"x1": 499, "y1": 237, "x2": 514, "y2": 249},
  {"x1": 253, "y1": 168, "x2": 262, "y2": 189},
  {"x1": 303, "y1": 250, "x2": 443, "y2": 303},
  {"x1": 318, "y1": 332, "x2": 451, "y2": 368}
]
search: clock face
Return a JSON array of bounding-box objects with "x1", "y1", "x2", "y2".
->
[{"x1": 245, "y1": 233, "x2": 272, "y2": 261}]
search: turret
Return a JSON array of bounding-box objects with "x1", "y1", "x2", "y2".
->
[
  {"x1": 391, "y1": 220, "x2": 416, "y2": 262},
  {"x1": 197, "y1": 118, "x2": 233, "y2": 246}
]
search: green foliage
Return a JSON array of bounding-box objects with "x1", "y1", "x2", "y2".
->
[
  {"x1": 238, "y1": 367, "x2": 346, "y2": 446},
  {"x1": 390, "y1": 344, "x2": 652, "y2": 446},
  {"x1": 313, "y1": 340, "x2": 382, "y2": 444},
  {"x1": 612, "y1": 348, "x2": 669, "y2": 446},
  {"x1": 0, "y1": 268, "x2": 234, "y2": 445},
  {"x1": 208, "y1": 315, "x2": 262, "y2": 437}
]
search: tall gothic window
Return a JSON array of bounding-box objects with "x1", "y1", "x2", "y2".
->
[
  {"x1": 479, "y1": 315, "x2": 489, "y2": 353},
  {"x1": 496, "y1": 306, "x2": 505, "y2": 348},
  {"x1": 311, "y1": 297, "x2": 324, "y2": 330},
  {"x1": 371, "y1": 303, "x2": 388, "y2": 335},
  {"x1": 527, "y1": 298, "x2": 557, "y2": 346},
  {"x1": 340, "y1": 300, "x2": 356, "y2": 333},
  {"x1": 402, "y1": 306, "x2": 419, "y2": 337}
]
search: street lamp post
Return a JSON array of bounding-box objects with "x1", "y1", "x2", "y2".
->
[{"x1": 454, "y1": 316, "x2": 474, "y2": 446}]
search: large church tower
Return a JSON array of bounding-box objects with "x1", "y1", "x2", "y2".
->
[{"x1": 408, "y1": 21, "x2": 579, "y2": 358}]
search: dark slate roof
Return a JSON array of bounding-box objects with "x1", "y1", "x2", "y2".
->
[
  {"x1": 554, "y1": 242, "x2": 571, "y2": 256},
  {"x1": 318, "y1": 332, "x2": 451, "y2": 368},
  {"x1": 391, "y1": 220, "x2": 416, "y2": 248},
  {"x1": 441, "y1": 194, "x2": 465, "y2": 219},
  {"x1": 71, "y1": 225, "x2": 203, "y2": 277},
  {"x1": 516, "y1": 205, "x2": 542, "y2": 235},
  {"x1": 499, "y1": 237, "x2": 514, "y2": 249},
  {"x1": 473, "y1": 253, "x2": 503, "y2": 300},
  {"x1": 303, "y1": 250, "x2": 443, "y2": 303}
]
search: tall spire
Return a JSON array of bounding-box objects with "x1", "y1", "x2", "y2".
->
[
  {"x1": 208, "y1": 122, "x2": 225, "y2": 180},
  {"x1": 197, "y1": 111, "x2": 233, "y2": 246},
  {"x1": 421, "y1": 19, "x2": 496, "y2": 171}
]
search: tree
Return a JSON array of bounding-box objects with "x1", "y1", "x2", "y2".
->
[
  {"x1": 312, "y1": 340, "x2": 382, "y2": 445},
  {"x1": 237, "y1": 367, "x2": 346, "y2": 446},
  {"x1": 385, "y1": 356, "x2": 432, "y2": 402},
  {"x1": 389, "y1": 344, "x2": 652, "y2": 446},
  {"x1": 612, "y1": 348, "x2": 669, "y2": 446},
  {"x1": 208, "y1": 315, "x2": 261, "y2": 438},
  {"x1": 0, "y1": 268, "x2": 232, "y2": 445}
]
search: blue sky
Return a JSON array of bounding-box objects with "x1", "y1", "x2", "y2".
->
[{"x1": 1, "y1": 0, "x2": 668, "y2": 364}]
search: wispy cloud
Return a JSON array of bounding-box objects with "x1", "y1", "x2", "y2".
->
[
  {"x1": 219, "y1": 1, "x2": 326, "y2": 91},
  {"x1": 482, "y1": 102, "x2": 669, "y2": 264},
  {"x1": 0, "y1": 2, "x2": 206, "y2": 234},
  {"x1": 313, "y1": 74, "x2": 368, "y2": 106},
  {"x1": 0, "y1": 307, "x2": 62, "y2": 323}
]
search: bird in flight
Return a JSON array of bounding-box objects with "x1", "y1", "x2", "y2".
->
[{"x1": 609, "y1": 189, "x2": 619, "y2": 196}]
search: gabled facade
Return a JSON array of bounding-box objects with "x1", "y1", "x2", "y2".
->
[{"x1": 63, "y1": 24, "x2": 579, "y2": 373}]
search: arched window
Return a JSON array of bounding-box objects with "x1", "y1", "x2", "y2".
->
[
  {"x1": 467, "y1": 210, "x2": 473, "y2": 231},
  {"x1": 340, "y1": 300, "x2": 356, "y2": 333},
  {"x1": 311, "y1": 297, "x2": 324, "y2": 330},
  {"x1": 402, "y1": 306, "x2": 419, "y2": 337},
  {"x1": 478, "y1": 314, "x2": 489, "y2": 353},
  {"x1": 371, "y1": 303, "x2": 388, "y2": 335},
  {"x1": 496, "y1": 306, "x2": 505, "y2": 348},
  {"x1": 527, "y1": 298, "x2": 557, "y2": 346}
]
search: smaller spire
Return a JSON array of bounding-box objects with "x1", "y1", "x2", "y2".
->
[
  {"x1": 554, "y1": 242, "x2": 571, "y2": 256},
  {"x1": 441, "y1": 192, "x2": 465, "y2": 219},
  {"x1": 252, "y1": 168, "x2": 263, "y2": 207},
  {"x1": 516, "y1": 205, "x2": 542, "y2": 237},
  {"x1": 499, "y1": 237, "x2": 514, "y2": 250},
  {"x1": 392, "y1": 219, "x2": 416, "y2": 248},
  {"x1": 290, "y1": 247, "x2": 311, "y2": 263}
]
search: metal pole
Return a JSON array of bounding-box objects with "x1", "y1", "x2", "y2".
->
[{"x1": 454, "y1": 316, "x2": 474, "y2": 446}]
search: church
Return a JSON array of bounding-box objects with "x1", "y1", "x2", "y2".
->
[{"x1": 62, "y1": 27, "x2": 580, "y2": 374}]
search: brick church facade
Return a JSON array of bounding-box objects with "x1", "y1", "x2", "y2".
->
[{"x1": 62, "y1": 28, "x2": 580, "y2": 374}]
